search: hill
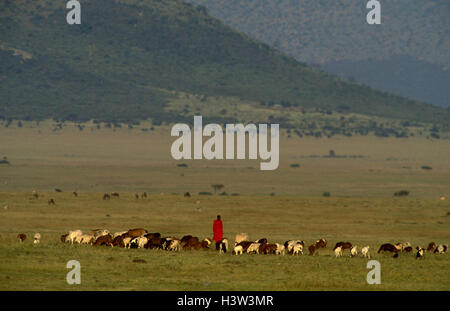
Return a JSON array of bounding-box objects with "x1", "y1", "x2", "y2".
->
[
  {"x1": 188, "y1": 0, "x2": 450, "y2": 107},
  {"x1": 0, "y1": 0, "x2": 448, "y2": 127}
]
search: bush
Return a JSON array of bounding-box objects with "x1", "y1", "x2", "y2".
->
[
  {"x1": 322, "y1": 192, "x2": 331, "y2": 197},
  {"x1": 198, "y1": 192, "x2": 212, "y2": 195},
  {"x1": 290, "y1": 163, "x2": 301, "y2": 168},
  {"x1": 394, "y1": 190, "x2": 410, "y2": 197},
  {"x1": 421, "y1": 166, "x2": 432, "y2": 170},
  {"x1": 177, "y1": 163, "x2": 188, "y2": 168}
]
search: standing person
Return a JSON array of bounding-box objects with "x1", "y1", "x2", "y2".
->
[{"x1": 213, "y1": 215, "x2": 223, "y2": 250}]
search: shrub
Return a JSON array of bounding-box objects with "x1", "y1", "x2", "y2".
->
[
  {"x1": 394, "y1": 190, "x2": 410, "y2": 197},
  {"x1": 322, "y1": 192, "x2": 331, "y2": 197}
]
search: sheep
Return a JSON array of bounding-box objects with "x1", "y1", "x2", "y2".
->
[
  {"x1": 361, "y1": 246, "x2": 370, "y2": 258},
  {"x1": 285, "y1": 240, "x2": 304, "y2": 253},
  {"x1": 113, "y1": 231, "x2": 128, "y2": 238},
  {"x1": 433, "y1": 244, "x2": 448, "y2": 254},
  {"x1": 232, "y1": 245, "x2": 244, "y2": 255},
  {"x1": 334, "y1": 246, "x2": 343, "y2": 257},
  {"x1": 33, "y1": 233, "x2": 41, "y2": 245},
  {"x1": 292, "y1": 243, "x2": 303, "y2": 255},
  {"x1": 67, "y1": 230, "x2": 83, "y2": 244},
  {"x1": 168, "y1": 239, "x2": 182, "y2": 252},
  {"x1": 80, "y1": 235, "x2": 94, "y2": 245},
  {"x1": 122, "y1": 237, "x2": 132, "y2": 249},
  {"x1": 350, "y1": 246, "x2": 358, "y2": 257},
  {"x1": 235, "y1": 233, "x2": 249, "y2": 246},
  {"x1": 218, "y1": 238, "x2": 229, "y2": 254},
  {"x1": 246, "y1": 243, "x2": 261, "y2": 254}
]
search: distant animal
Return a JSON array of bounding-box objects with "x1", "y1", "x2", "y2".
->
[
  {"x1": 55, "y1": 188, "x2": 62, "y2": 192},
  {"x1": 291, "y1": 243, "x2": 303, "y2": 255},
  {"x1": 235, "y1": 233, "x2": 249, "y2": 245},
  {"x1": 168, "y1": 239, "x2": 182, "y2": 252},
  {"x1": 361, "y1": 246, "x2": 370, "y2": 258},
  {"x1": 284, "y1": 240, "x2": 305, "y2": 254},
  {"x1": 131, "y1": 236, "x2": 148, "y2": 248},
  {"x1": 135, "y1": 193, "x2": 139, "y2": 199},
  {"x1": 246, "y1": 243, "x2": 261, "y2": 254},
  {"x1": 103, "y1": 193, "x2": 110, "y2": 200},
  {"x1": 111, "y1": 192, "x2": 120, "y2": 198},
  {"x1": 181, "y1": 235, "x2": 193, "y2": 244},
  {"x1": 33, "y1": 233, "x2": 41, "y2": 245},
  {"x1": 32, "y1": 190, "x2": 39, "y2": 199},
  {"x1": 255, "y1": 238, "x2": 268, "y2": 244},
  {"x1": 236, "y1": 241, "x2": 253, "y2": 252},
  {"x1": 80, "y1": 235, "x2": 94, "y2": 245},
  {"x1": 403, "y1": 246, "x2": 413, "y2": 253},
  {"x1": 184, "y1": 192, "x2": 191, "y2": 197},
  {"x1": 394, "y1": 242, "x2": 411, "y2": 252},
  {"x1": 67, "y1": 230, "x2": 83, "y2": 244},
  {"x1": 276, "y1": 243, "x2": 286, "y2": 255},
  {"x1": 315, "y1": 238, "x2": 327, "y2": 249},
  {"x1": 217, "y1": 238, "x2": 229, "y2": 254},
  {"x1": 333, "y1": 242, "x2": 352, "y2": 251},
  {"x1": 440, "y1": 195, "x2": 446, "y2": 201},
  {"x1": 232, "y1": 245, "x2": 244, "y2": 255},
  {"x1": 113, "y1": 231, "x2": 128, "y2": 238},
  {"x1": 426, "y1": 242, "x2": 436, "y2": 252},
  {"x1": 48, "y1": 198, "x2": 55, "y2": 205},
  {"x1": 17, "y1": 233, "x2": 26, "y2": 243},
  {"x1": 378, "y1": 243, "x2": 399, "y2": 253},
  {"x1": 91, "y1": 229, "x2": 110, "y2": 239},
  {"x1": 141, "y1": 192, "x2": 147, "y2": 199},
  {"x1": 416, "y1": 247, "x2": 424, "y2": 259},
  {"x1": 93, "y1": 234, "x2": 113, "y2": 247},
  {"x1": 60, "y1": 234, "x2": 68, "y2": 243},
  {"x1": 350, "y1": 246, "x2": 358, "y2": 257},
  {"x1": 126, "y1": 228, "x2": 148, "y2": 238},
  {"x1": 334, "y1": 246, "x2": 343, "y2": 257},
  {"x1": 260, "y1": 243, "x2": 277, "y2": 255},
  {"x1": 308, "y1": 244, "x2": 316, "y2": 256},
  {"x1": 434, "y1": 244, "x2": 448, "y2": 254},
  {"x1": 73, "y1": 191, "x2": 78, "y2": 197}
]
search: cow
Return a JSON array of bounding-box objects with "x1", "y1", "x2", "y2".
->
[
  {"x1": 426, "y1": 242, "x2": 436, "y2": 252},
  {"x1": 17, "y1": 233, "x2": 26, "y2": 243},
  {"x1": 181, "y1": 235, "x2": 193, "y2": 244},
  {"x1": 48, "y1": 198, "x2": 55, "y2": 205},
  {"x1": 361, "y1": 246, "x2": 370, "y2": 258},
  {"x1": 334, "y1": 246, "x2": 343, "y2": 257},
  {"x1": 378, "y1": 243, "x2": 399, "y2": 254},
  {"x1": 434, "y1": 244, "x2": 448, "y2": 254},
  {"x1": 67, "y1": 230, "x2": 83, "y2": 244},
  {"x1": 93, "y1": 234, "x2": 113, "y2": 247},
  {"x1": 350, "y1": 246, "x2": 358, "y2": 257},
  {"x1": 235, "y1": 233, "x2": 249, "y2": 246},
  {"x1": 232, "y1": 245, "x2": 244, "y2": 255},
  {"x1": 103, "y1": 193, "x2": 111, "y2": 200},
  {"x1": 246, "y1": 243, "x2": 261, "y2": 254},
  {"x1": 182, "y1": 237, "x2": 200, "y2": 250}
]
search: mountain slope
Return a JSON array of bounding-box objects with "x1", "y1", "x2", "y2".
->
[
  {"x1": 0, "y1": 0, "x2": 448, "y2": 125},
  {"x1": 188, "y1": 0, "x2": 450, "y2": 107}
]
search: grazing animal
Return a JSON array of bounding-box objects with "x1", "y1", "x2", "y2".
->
[
  {"x1": 181, "y1": 235, "x2": 193, "y2": 244},
  {"x1": 350, "y1": 246, "x2": 358, "y2": 257},
  {"x1": 333, "y1": 242, "x2": 352, "y2": 251},
  {"x1": 168, "y1": 239, "x2": 182, "y2": 252},
  {"x1": 275, "y1": 243, "x2": 286, "y2": 255},
  {"x1": 80, "y1": 235, "x2": 94, "y2": 245},
  {"x1": 232, "y1": 245, "x2": 244, "y2": 255},
  {"x1": 103, "y1": 193, "x2": 110, "y2": 200},
  {"x1": 260, "y1": 243, "x2": 277, "y2": 255},
  {"x1": 182, "y1": 237, "x2": 200, "y2": 250},
  {"x1": 292, "y1": 243, "x2": 303, "y2": 255},
  {"x1": 127, "y1": 228, "x2": 148, "y2": 238},
  {"x1": 315, "y1": 238, "x2": 327, "y2": 249},
  {"x1": 33, "y1": 233, "x2": 41, "y2": 245},
  {"x1": 111, "y1": 192, "x2": 120, "y2": 198},
  {"x1": 91, "y1": 229, "x2": 110, "y2": 239},
  {"x1": 144, "y1": 232, "x2": 161, "y2": 240},
  {"x1": 48, "y1": 198, "x2": 55, "y2": 205},
  {"x1": 440, "y1": 195, "x2": 446, "y2": 201},
  {"x1": 334, "y1": 246, "x2": 343, "y2": 257},
  {"x1": 217, "y1": 238, "x2": 229, "y2": 254},
  {"x1": 60, "y1": 234, "x2": 68, "y2": 243},
  {"x1": 395, "y1": 242, "x2": 411, "y2": 252},
  {"x1": 236, "y1": 241, "x2": 253, "y2": 252},
  {"x1": 93, "y1": 234, "x2": 113, "y2": 247},
  {"x1": 55, "y1": 188, "x2": 62, "y2": 192},
  {"x1": 235, "y1": 233, "x2": 249, "y2": 246},
  {"x1": 255, "y1": 238, "x2": 268, "y2": 244},
  {"x1": 141, "y1": 192, "x2": 147, "y2": 199},
  {"x1": 285, "y1": 240, "x2": 305, "y2": 253},
  {"x1": 73, "y1": 191, "x2": 78, "y2": 197},
  {"x1": 378, "y1": 243, "x2": 399, "y2": 253},
  {"x1": 17, "y1": 233, "x2": 27, "y2": 243},
  {"x1": 246, "y1": 243, "x2": 261, "y2": 254},
  {"x1": 403, "y1": 246, "x2": 413, "y2": 253},
  {"x1": 131, "y1": 236, "x2": 148, "y2": 248},
  {"x1": 184, "y1": 192, "x2": 191, "y2": 197},
  {"x1": 67, "y1": 230, "x2": 83, "y2": 244},
  {"x1": 32, "y1": 190, "x2": 39, "y2": 199},
  {"x1": 135, "y1": 193, "x2": 139, "y2": 199},
  {"x1": 416, "y1": 247, "x2": 424, "y2": 259},
  {"x1": 308, "y1": 244, "x2": 316, "y2": 256},
  {"x1": 434, "y1": 244, "x2": 448, "y2": 254},
  {"x1": 113, "y1": 231, "x2": 128, "y2": 238},
  {"x1": 361, "y1": 246, "x2": 370, "y2": 258},
  {"x1": 426, "y1": 242, "x2": 436, "y2": 252}
]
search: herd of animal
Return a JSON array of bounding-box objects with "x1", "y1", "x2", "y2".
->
[{"x1": 16, "y1": 229, "x2": 448, "y2": 260}]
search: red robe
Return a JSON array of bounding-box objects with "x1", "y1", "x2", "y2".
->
[{"x1": 213, "y1": 219, "x2": 223, "y2": 242}]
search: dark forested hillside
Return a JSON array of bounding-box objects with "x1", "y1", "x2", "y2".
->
[
  {"x1": 0, "y1": 0, "x2": 448, "y2": 125},
  {"x1": 189, "y1": 0, "x2": 450, "y2": 108}
]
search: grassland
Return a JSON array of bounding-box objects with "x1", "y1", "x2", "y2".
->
[{"x1": 0, "y1": 123, "x2": 449, "y2": 290}]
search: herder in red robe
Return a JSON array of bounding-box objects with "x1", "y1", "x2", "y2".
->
[{"x1": 213, "y1": 215, "x2": 223, "y2": 250}]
